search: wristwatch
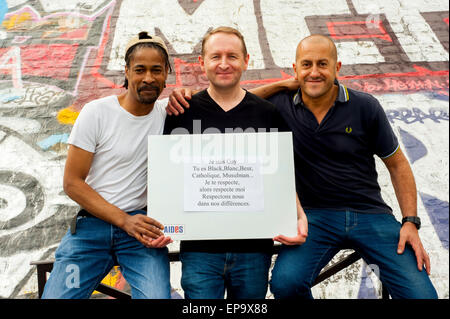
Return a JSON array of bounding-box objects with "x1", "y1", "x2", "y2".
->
[{"x1": 402, "y1": 216, "x2": 421, "y2": 230}]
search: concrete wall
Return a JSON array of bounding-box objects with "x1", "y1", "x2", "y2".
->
[{"x1": 0, "y1": 0, "x2": 448, "y2": 299}]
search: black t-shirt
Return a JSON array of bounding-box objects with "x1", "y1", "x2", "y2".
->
[
  {"x1": 268, "y1": 83, "x2": 398, "y2": 214},
  {"x1": 163, "y1": 89, "x2": 290, "y2": 253}
]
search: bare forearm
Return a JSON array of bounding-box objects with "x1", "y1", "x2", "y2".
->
[
  {"x1": 384, "y1": 149, "x2": 418, "y2": 217},
  {"x1": 249, "y1": 79, "x2": 299, "y2": 99},
  {"x1": 64, "y1": 179, "x2": 128, "y2": 228},
  {"x1": 390, "y1": 166, "x2": 417, "y2": 217}
]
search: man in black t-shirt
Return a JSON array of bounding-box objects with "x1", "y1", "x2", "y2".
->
[
  {"x1": 166, "y1": 34, "x2": 437, "y2": 299},
  {"x1": 163, "y1": 27, "x2": 307, "y2": 299}
]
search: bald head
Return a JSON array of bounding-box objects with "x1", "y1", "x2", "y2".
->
[
  {"x1": 292, "y1": 34, "x2": 341, "y2": 101},
  {"x1": 296, "y1": 34, "x2": 337, "y2": 62}
]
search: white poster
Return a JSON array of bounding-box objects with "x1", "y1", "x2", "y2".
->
[{"x1": 148, "y1": 132, "x2": 297, "y2": 240}]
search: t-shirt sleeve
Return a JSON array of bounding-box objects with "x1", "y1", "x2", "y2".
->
[
  {"x1": 163, "y1": 110, "x2": 179, "y2": 135},
  {"x1": 67, "y1": 102, "x2": 98, "y2": 153},
  {"x1": 369, "y1": 98, "x2": 399, "y2": 159}
]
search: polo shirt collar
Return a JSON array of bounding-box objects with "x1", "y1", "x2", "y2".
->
[{"x1": 293, "y1": 79, "x2": 349, "y2": 106}]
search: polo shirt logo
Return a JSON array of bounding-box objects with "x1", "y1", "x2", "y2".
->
[{"x1": 345, "y1": 126, "x2": 352, "y2": 134}]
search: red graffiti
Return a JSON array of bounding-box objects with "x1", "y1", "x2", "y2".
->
[
  {"x1": 165, "y1": 58, "x2": 294, "y2": 95},
  {"x1": 90, "y1": 10, "x2": 122, "y2": 90},
  {"x1": 340, "y1": 66, "x2": 449, "y2": 95},
  {"x1": 327, "y1": 20, "x2": 392, "y2": 42},
  {"x1": 58, "y1": 25, "x2": 89, "y2": 40},
  {"x1": 0, "y1": 44, "x2": 79, "y2": 80}
]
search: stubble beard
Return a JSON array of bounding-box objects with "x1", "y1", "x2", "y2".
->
[{"x1": 137, "y1": 87, "x2": 160, "y2": 104}]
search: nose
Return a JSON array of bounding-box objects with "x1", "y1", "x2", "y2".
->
[
  {"x1": 218, "y1": 57, "x2": 229, "y2": 69},
  {"x1": 310, "y1": 64, "x2": 320, "y2": 77},
  {"x1": 143, "y1": 71, "x2": 155, "y2": 83}
]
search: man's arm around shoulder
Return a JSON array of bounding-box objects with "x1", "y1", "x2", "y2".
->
[
  {"x1": 249, "y1": 78, "x2": 299, "y2": 99},
  {"x1": 166, "y1": 78, "x2": 299, "y2": 115}
]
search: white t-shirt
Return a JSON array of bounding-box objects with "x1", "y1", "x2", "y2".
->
[{"x1": 68, "y1": 95, "x2": 168, "y2": 212}]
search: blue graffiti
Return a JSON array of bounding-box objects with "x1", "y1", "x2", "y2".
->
[
  {"x1": 357, "y1": 278, "x2": 378, "y2": 299},
  {"x1": 0, "y1": 94, "x2": 21, "y2": 103},
  {"x1": 0, "y1": 0, "x2": 7, "y2": 25},
  {"x1": 357, "y1": 263, "x2": 381, "y2": 299},
  {"x1": 426, "y1": 92, "x2": 450, "y2": 102},
  {"x1": 398, "y1": 128, "x2": 427, "y2": 164},
  {"x1": 420, "y1": 192, "x2": 449, "y2": 250},
  {"x1": 397, "y1": 128, "x2": 448, "y2": 250},
  {"x1": 386, "y1": 107, "x2": 449, "y2": 124},
  {"x1": 37, "y1": 133, "x2": 69, "y2": 151}
]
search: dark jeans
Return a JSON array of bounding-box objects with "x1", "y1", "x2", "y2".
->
[
  {"x1": 270, "y1": 209, "x2": 438, "y2": 299},
  {"x1": 180, "y1": 251, "x2": 272, "y2": 299}
]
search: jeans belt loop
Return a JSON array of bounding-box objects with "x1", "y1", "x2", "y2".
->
[{"x1": 70, "y1": 209, "x2": 91, "y2": 235}]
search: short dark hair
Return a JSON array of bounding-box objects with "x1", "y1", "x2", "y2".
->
[{"x1": 123, "y1": 40, "x2": 172, "y2": 89}]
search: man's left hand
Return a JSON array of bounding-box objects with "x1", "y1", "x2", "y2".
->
[
  {"x1": 397, "y1": 223, "x2": 431, "y2": 275},
  {"x1": 274, "y1": 215, "x2": 308, "y2": 245},
  {"x1": 142, "y1": 235, "x2": 173, "y2": 248}
]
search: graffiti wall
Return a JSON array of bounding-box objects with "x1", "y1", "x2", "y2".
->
[{"x1": 0, "y1": 0, "x2": 448, "y2": 299}]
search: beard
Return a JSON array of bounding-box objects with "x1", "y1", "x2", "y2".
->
[{"x1": 137, "y1": 85, "x2": 160, "y2": 104}]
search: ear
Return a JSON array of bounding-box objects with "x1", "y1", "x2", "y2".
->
[
  {"x1": 335, "y1": 61, "x2": 342, "y2": 77},
  {"x1": 199, "y1": 55, "x2": 205, "y2": 72},
  {"x1": 125, "y1": 65, "x2": 129, "y2": 81},
  {"x1": 293, "y1": 63, "x2": 298, "y2": 80},
  {"x1": 243, "y1": 54, "x2": 250, "y2": 71}
]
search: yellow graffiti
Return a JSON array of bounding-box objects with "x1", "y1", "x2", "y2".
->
[
  {"x1": 2, "y1": 12, "x2": 32, "y2": 30},
  {"x1": 93, "y1": 266, "x2": 121, "y2": 295},
  {"x1": 57, "y1": 107, "x2": 79, "y2": 125}
]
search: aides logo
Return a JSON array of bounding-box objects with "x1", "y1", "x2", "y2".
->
[{"x1": 164, "y1": 224, "x2": 185, "y2": 234}]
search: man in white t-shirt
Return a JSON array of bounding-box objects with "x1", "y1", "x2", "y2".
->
[{"x1": 42, "y1": 32, "x2": 173, "y2": 299}]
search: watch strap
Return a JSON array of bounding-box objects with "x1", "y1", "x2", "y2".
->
[{"x1": 402, "y1": 216, "x2": 421, "y2": 230}]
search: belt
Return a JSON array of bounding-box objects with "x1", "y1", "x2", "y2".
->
[{"x1": 70, "y1": 207, "x2": 147, "y2": 235}]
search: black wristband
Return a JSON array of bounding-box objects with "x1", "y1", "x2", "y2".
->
[{"x1": 401, "y1": 216, "x2": 421, "y2": 230}]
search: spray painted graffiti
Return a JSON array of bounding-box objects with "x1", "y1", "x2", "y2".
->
[{"x1": 0, "y1": 0, "x2": 448, "y2": 299}]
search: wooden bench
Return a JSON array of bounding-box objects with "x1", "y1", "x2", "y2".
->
[{"x1": 31, "y1": 247, "x2": 389, "y2": 299}]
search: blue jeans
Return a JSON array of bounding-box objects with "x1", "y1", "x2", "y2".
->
[
  {"x1": 42, "y1": 210, "x2": 170, "y2": 299},
  {"x1": 180, "y1": 251, "x2": 272, "y2": 299},
  {"x1": 270, "y1": 209, "x2": 438, "y2": 299}
]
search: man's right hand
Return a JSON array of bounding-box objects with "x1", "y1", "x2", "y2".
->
[
  {"x1": 122, "y1": 214, "x2": 172, "y2": 248},
  {"x1": 166, "y1": 88, "x2": 194, "y2": 115}
]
